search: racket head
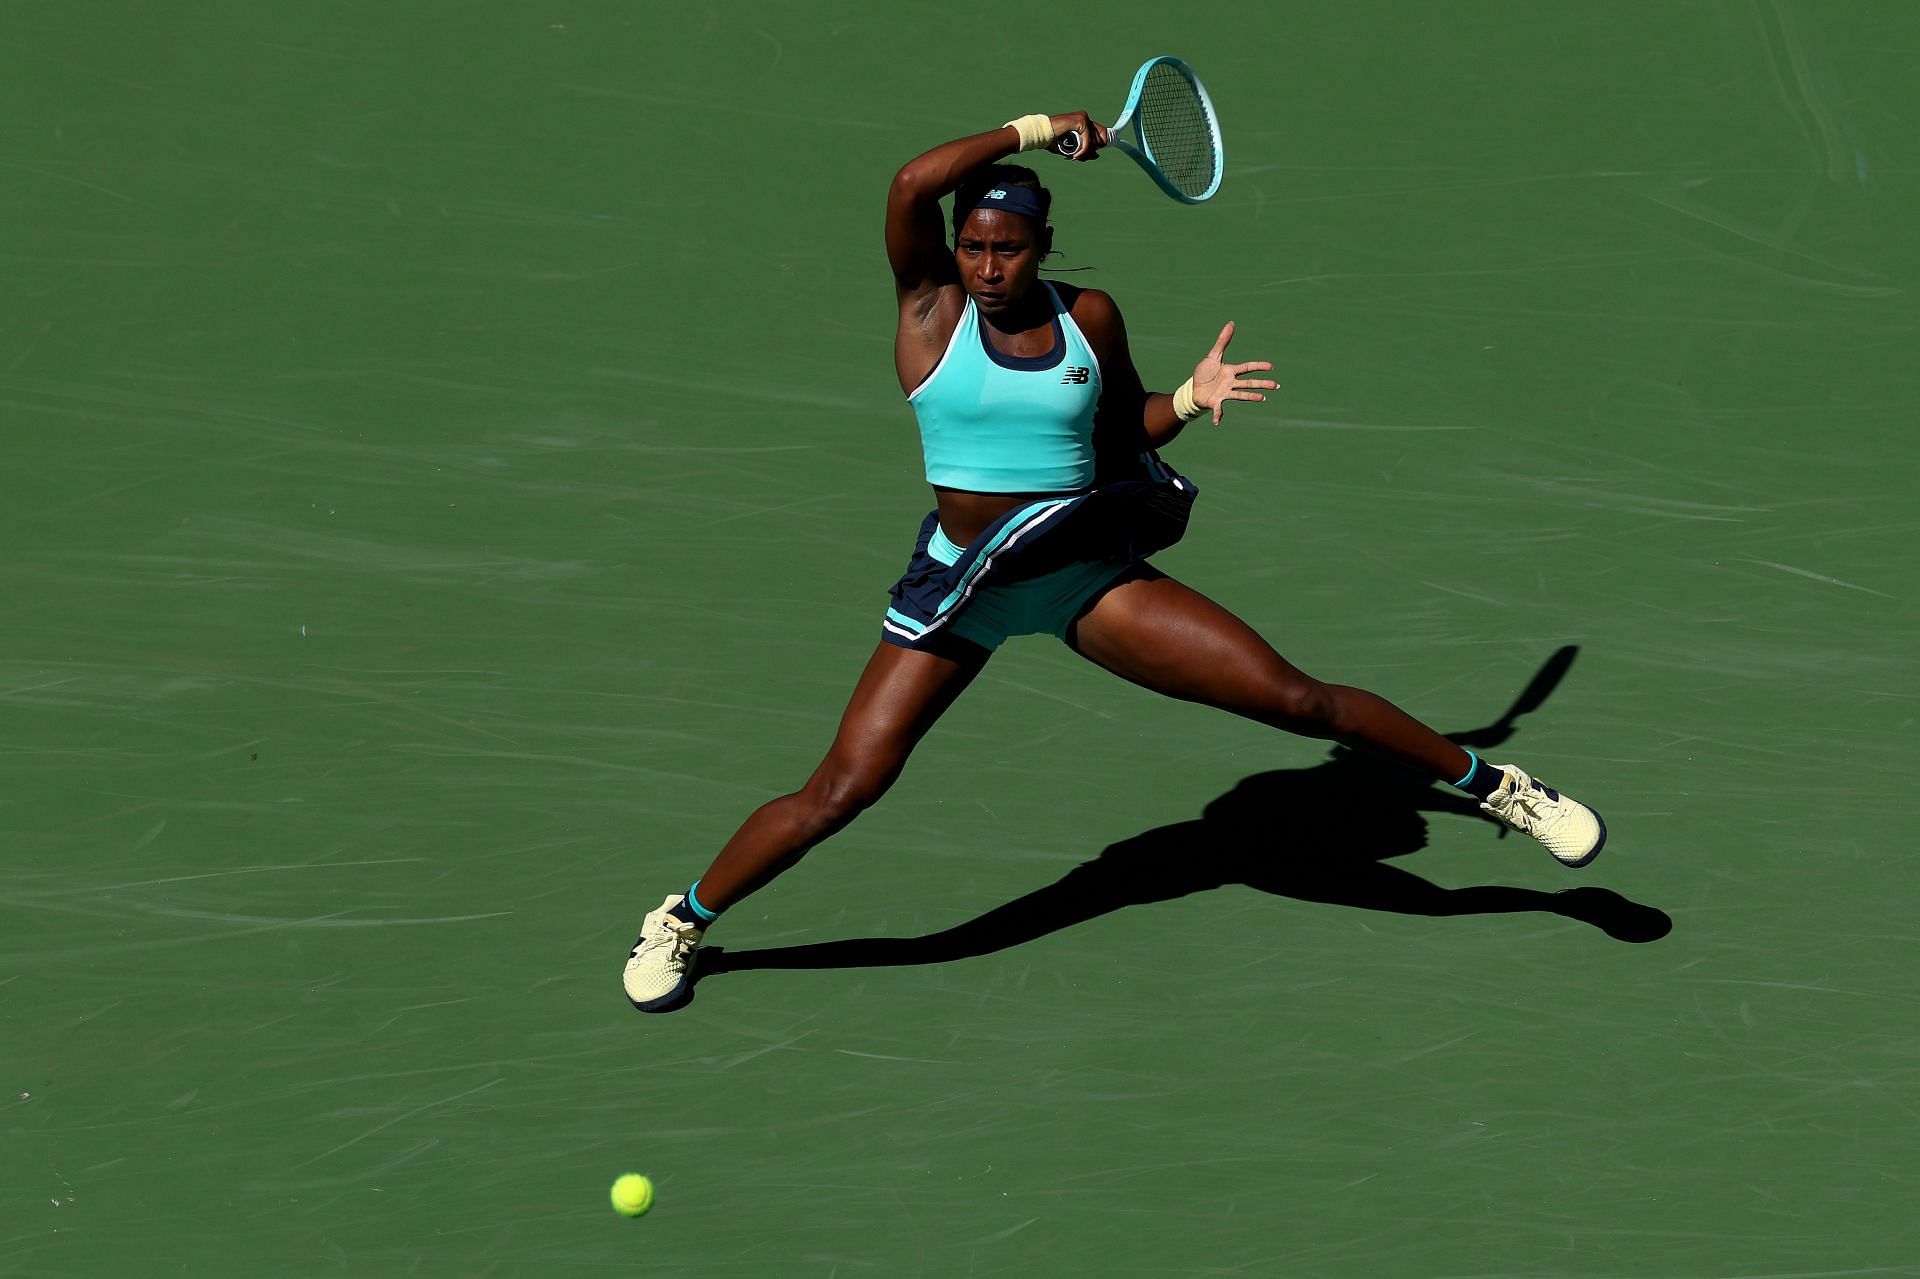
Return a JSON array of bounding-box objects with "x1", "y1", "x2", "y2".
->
[{"x1": 1112, "y1": 56, "x2": 1224, "y2": 203}]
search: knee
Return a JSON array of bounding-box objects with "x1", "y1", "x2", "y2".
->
[
  {"x1": 1263, "y1": 674, "x2": 1341, "y2": 733},
  {"x1": 798, "y1": 757, "x2": 898, "y2": 834}
]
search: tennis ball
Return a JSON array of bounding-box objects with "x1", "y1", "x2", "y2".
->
[{"x1": 610, "y1": 1172, "x2": 654, "y2": 1217}]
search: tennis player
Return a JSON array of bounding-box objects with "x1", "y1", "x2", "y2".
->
[{"x1": 623, "y1": 112, "x2": 1606, "y2": 1011}]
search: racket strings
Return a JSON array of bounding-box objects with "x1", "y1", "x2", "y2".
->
[{"x1": 1136, "y1": 63, "x2": 1219, "y2": 198}]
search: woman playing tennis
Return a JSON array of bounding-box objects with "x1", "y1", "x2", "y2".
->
[{"x1": 623, "y1": 110, "x2": 1606, "y2": 1011}]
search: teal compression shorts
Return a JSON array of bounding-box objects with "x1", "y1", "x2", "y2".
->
[{"x1": 910, "y1": 522, "x2": 1130, "y2": 653}]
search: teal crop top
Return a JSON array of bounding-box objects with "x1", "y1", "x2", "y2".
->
[{"x1": 907, "y1": 282, "x2": 1102, "y2": 493}]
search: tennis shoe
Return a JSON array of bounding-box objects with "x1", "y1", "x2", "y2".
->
[
  {"x1": 1482, "y1": 765, "x2": 1607, "y2": 868},
  {"x1": 623, "y1": 894, "x2": 703, "y2": 1012}
]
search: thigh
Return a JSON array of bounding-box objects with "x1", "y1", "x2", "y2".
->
[
  {"x1": 1067, "y1": 571, "x2": 1320, "y2": 716},
  {"x1": 819, "y1": 640, "x2": 989, "y2": 780}
]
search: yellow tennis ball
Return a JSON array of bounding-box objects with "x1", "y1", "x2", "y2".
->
[{"x1": 610, "y1": 1173, "x2": 654, "y2": 1217}]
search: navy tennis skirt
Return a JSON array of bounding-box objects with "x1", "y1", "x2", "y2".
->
[{"x1": 881, "y1": 451, "x2": 1197, "y2": 654}]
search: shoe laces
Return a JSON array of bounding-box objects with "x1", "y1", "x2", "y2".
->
[
  {"x1": 632, "y1": 914, "x2": 701, "y2": 961},
  {"x1": 1487, "y1": 768, "x2": 1554, "y2": 832}
]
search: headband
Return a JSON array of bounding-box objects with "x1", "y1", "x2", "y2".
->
[{"x1": 965, "y1": 184, "x2": 1048, "y2": 223}]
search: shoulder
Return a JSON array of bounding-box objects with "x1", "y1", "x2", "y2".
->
[
  {"x1": 1061, "y1": 285, "x2": 1129, "y2": 369},
  {"x1": 1061, "y1": 285, "x2": 1126, "y2": 344}
]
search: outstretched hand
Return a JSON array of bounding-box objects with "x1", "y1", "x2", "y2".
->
[{"x1": 1191, "y1": 322, "x2": 1277, "y2": 424}]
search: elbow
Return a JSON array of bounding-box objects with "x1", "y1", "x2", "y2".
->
[
  {"x1": 892, "y1": 148, "x2": 967, "y2": 206},
  {"x1": 889, "y1": 162, "x2": 937, "y2": 205}
]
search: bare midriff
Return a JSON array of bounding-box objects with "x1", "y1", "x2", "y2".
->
[{"x1": 933, "y1": 486, "x2": 1085, "y2": 548}]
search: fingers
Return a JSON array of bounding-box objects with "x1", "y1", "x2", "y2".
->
[
  {"x1": 1212, "y1": 388, "x2": 1269, "y2": 426},
  {"x1": 1207, "y1": 376, "x2": 1276, "y2": 422},
  {"x1": 1048, "y1": 112, "x2": 1107, "y2": 162},
  {"x1": 1197, "y1": 323, "x2": 1279, "y2": 423}
]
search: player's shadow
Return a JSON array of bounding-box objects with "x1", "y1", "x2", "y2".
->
[{"x1": 693, "y1": 646, "x2": 1670, "y2": 994}]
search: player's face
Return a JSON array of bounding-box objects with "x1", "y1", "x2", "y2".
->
[{"x1": 954, "y1": 209, "x2": 1048, "y2": 314}]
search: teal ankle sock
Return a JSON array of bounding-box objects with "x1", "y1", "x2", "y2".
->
[
  {"x1": 669, "y1": 882, "x2": 720, "y2": 930},
  {"x1": 1451, "y1": 750, "x2": 1501, "y2": 802}
]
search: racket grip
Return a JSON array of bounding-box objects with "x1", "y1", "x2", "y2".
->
[{"x1": 1057, "y1": 126, "x2": 1108, "y2": 157}]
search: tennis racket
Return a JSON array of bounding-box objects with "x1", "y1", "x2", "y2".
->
[{"x1": 1057, "y1": 56, "x2": 1224, "y2": 203}]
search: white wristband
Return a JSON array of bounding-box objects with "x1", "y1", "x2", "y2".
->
[
  {"x1": 1172, "y1": 378, "x2": 1204, "y2": 423},
  {"x1": 1003, "y1": 114, "x2": 1056, "y2": 153}
]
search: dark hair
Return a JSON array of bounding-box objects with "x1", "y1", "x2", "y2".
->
[{"x1": 951, "y1": 164, "x2": 1052, "y2": 240}]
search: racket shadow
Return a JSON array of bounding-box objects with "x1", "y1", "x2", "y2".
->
[{"x1": 695, "y1": 646, "x2": 1670, "y2": 990}]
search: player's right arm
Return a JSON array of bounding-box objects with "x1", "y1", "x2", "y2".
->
[
  {"x1": 886, "y1": 118, "x2": 1103, "y2": 388},
  {"x1": 885, "y1": 130, "x2": 1004, "y2": 311}
]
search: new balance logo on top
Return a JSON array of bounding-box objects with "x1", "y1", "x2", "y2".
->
[
  {"x1": 1061, "y1": 367, "x2": 1091, "y2": 385},
  {"x1": 987, "y1": 189, "x2": 1007, "y2": 199}
]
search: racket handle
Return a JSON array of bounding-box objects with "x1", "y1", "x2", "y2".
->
[{"x1": 1056, "y1": 126, "x2": 1105, "y2": 157}]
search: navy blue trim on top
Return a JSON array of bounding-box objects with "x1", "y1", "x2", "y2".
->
[{"x1": 978, "y1": 309, "x2": 1065, "y2": 372}]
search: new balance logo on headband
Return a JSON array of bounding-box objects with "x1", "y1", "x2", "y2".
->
[
  {"x1": 1061, "y1": 367, "x2": 1091, "y2": 385},
  {"x1": 971, "y1": 185, "x2": 1049, "y2": 220}
]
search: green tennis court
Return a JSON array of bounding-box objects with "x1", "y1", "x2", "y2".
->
[{"x1": 5, "y1": 2, "x2": 1916, "y2": 1274}]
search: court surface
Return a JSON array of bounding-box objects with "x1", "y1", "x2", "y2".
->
[{"x1": 5, "y1": 2, "x2": 1917, "y2": 1274}]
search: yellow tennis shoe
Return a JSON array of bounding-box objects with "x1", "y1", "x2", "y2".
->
[
  {"x1": 622, "y1": 895, "x2": 703, "y2": 1012},
  {"x1": 1482, "y1": 765, "x2": 1608, "y2": 867}
]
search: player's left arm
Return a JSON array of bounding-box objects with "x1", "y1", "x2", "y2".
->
[{"x1": 1074, "y1": 290, "x2": 1276, "y2": 449}]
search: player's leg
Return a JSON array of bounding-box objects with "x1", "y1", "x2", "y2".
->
[
  {"x1": 693, "y1": 639, "x2": 987, "y2": 911},
  {"x1": 623, "y1": 638, "x2": 988, "y2": 1010},
  {"x1": 1068, "y1": 570, "x2": 1605, "y2": 863}
]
